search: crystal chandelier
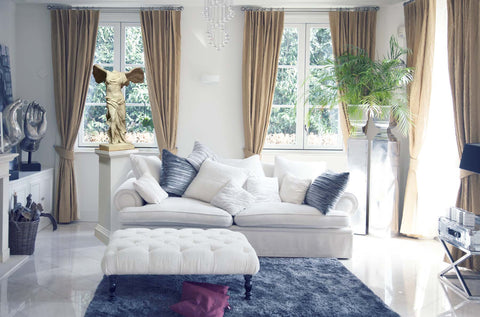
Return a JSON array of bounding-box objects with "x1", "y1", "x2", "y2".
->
[{"x1": 202, "y1": 0, "x2": 234, "y2": 51}]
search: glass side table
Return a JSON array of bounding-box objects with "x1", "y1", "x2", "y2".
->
[{"x1": 439, "y1": 237, "x2": 480, "y2": 300}]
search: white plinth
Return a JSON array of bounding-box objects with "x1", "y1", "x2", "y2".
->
[
  {"x1": 95, "y1": 149, "x2": 138, "y2": 244},
  {"x1": 0, "y1": 153, "x2": 18, "y2": 262}
]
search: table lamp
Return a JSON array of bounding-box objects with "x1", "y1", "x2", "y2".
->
[{"x1": 460, "y1": 143, "x2": 480, "y2": 175}]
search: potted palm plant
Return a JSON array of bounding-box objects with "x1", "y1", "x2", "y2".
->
[{"x1": 311, "y1": 36, "x2": 414, "y2": 139}]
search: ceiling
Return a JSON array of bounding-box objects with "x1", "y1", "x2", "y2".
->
[{"x1": 14, "y1": 0, "x2": 405, "y2": 8}]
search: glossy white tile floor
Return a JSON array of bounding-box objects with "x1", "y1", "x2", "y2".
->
[{"x1": 0, "y1": 222, "x2": 479, "y2": 317}]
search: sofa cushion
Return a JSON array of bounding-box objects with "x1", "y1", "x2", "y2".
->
[
  {"x1": 274, "y1": 156, "x2": 326, "y2": 184},
  {"x1": 245, "y1": 177, "x2": 281, "y2": 203},
  {"x1": 305, "y1": 171, "x2": 350, "y2": 215},
  {"x1": 183, "y1": 159, "x2": 249, "y2": 203},
  {"x1": 234, "y1": 202, "x2": 350, "y2": 229},
  {"x1": 186, "y1": 141, "x2": 217, "y2": 171},
  {"x1": 120, "y1": 197, "x2": 233, "y2": 227},
  {"x1": 210, "y1": 181, "x2": 255, "y2": 216},
  {"x1": 133, "y1": 173, "x2": 168, "y2": 204},
  {"x1": 130, "y1": 154, "x2": 162, "y2": 182},
  {"x1": 219, "y1": 155, "x2": 265, "y2": 178},
  {"x1": 279, "y1": 173, "x2": 311, "y2": 204},
  {"x1": 160, "y1": 150, "x2": 197, "y2": 197}
]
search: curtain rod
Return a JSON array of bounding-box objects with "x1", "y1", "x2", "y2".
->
[
  {"x1": 47, "y1": 5, "x2": 184, "y2": 11},
  {"x1": 403, "y1": 0, "x2": 415, "y2": 6},
  {"x1": 241, "y1": 6, "x2": 379, "y2": 12}
]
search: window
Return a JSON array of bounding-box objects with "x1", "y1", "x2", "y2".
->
[
  {"x1": 79, "y1": 22, "x2": 155, "y2": 147},
  {"x1": 265, "y1": 23, "x2": 342, "y2": 150}
]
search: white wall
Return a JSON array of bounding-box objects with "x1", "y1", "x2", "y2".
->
[
  {"x1": 177, "y1": 6, "x2": 244, "y2": 159},
  {"x1": 0, "y1": 0, "x2": 16, "y2": 99},
  {"x1": 12, "y1": 3, "x2": 408, "y2": 222},
  {"x1": 15, "y1": 4, "x2": 57, "y2": 170}
]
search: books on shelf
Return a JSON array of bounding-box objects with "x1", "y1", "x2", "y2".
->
[{"x1": 449, "y1": 207, "x2": 479, "y2": 229}]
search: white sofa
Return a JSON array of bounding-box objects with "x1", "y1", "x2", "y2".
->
[{"x1": 113, "y1": 162, "x2": 358, "y2": 258}]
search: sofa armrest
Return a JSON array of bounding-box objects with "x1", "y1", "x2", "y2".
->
[
  {"x1": 333, "y1": 192, "x2": 358, "y2": 216},
  {"x1": 113, "y1": 178, "x2": 145, "y2": 211}
]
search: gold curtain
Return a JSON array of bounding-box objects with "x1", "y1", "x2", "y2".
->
[
  {"x1": 400, "y1": 0, "x2": 436, "y2": 237},
  {"x1": 50, "y1": 10, "x2": 99, "y2": 223},
  {"x1": 328, "y1": 10, "x2": 377, "y2": 147},
  {"x1": 447, "y1": 0, "x2": 480, "y2": 270},
  {"x1": 140, "y1": 10, "x2": 181, "y2": 155},
  {"x1": 242, "y1": 10, "x2": 284, "y2": 157}
]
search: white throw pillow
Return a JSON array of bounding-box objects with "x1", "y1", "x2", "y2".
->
[
  {"x1": 279, "y1": 173, "x2": 312, "y2": 204},
  {"x1": 210, "y1": 181, "x2": 255, "y2": 216},
  {"x1": 133, "y1": 173, "x2": 168, "y2": 204},
  {"x1": 245, "y1": 177, "x2": 281, "y2": 203},
  {"x1": 183, "y1": 159, "x2": 250, "y2": 203},
  {"x1": 274, "y1": 156, "x2": 327, "y2": 184},
  {"x1": 219, "y1": 155, "x2": 265, "y2": 178},
  {"x1": 130, "y1": 154, "x2": 162, "y2": 182}
]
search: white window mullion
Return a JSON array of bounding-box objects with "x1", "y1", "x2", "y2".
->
[{"x1": 296, "y1": 24, "x2": 306, "y2": 149}]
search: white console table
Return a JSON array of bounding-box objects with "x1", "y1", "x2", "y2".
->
[{"x1": 9, "y1": 168, "x2": 54, "y2": 232}]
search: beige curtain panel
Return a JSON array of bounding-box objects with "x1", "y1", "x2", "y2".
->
[
  {"x1": 329, "y1": 10, "x2": 377, "y2": 146},
  {"x1": 447, "y1": 0, "x2": 480, "y2": 271},
  {"x1": 242, "y1": 10, "x2": 284, "y2": 157},
  {"x1": 50, "y1": 9, "x2": 99, "y2": 223},
  {"x1": 141, "y1": 10, "x2": 181, "y2": 156},
  {"x1": 400, "y1": 0, "x2": 436, "y2": 238}
]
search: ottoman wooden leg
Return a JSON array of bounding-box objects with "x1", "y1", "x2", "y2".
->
[
  {"x1": 244, "y1": 274, "x2": 253, "y2": 300},
  {"x1": 109, "y1": 275, "x2": 118, "y2": 299}
]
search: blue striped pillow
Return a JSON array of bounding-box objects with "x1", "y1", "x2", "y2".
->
[
  {"x1": 160, "y1": 150, "x2": 198, "y2": 197},
  {"x1": 305, "y1": 171, "x2": 349, "y2": 214}
]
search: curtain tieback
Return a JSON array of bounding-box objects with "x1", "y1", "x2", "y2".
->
[
  {"x1": 55, "y1": 146, "x2": 74, "y2": 161},
  {"x1": 409, "y1": 157, "x2": 419, "y2": 170},
  {"x1": 460, "y1": 169, "x2": 477, "y2": 179}
]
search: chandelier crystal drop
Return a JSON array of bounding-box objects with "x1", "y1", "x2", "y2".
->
[{"x1": 203, "y1": 0, "x2": 234, "y2": 51}]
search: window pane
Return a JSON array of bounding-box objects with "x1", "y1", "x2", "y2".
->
[
  {"x1": 125, "y1": 105, "x2": 155, "y2": 144},
  {"x1": 305, "y1": 106, "x2": 341, "y2": 147},
  {"x1": 273, "y1": 68, "x2": 297, "y2": 106},
  {"x1": 82, "y1": 105, "x2": 108, "y2": 143},
  {"x1": 279, "y1": 28, "x2": 298, "y2": 66},
  {"x1": 309, "y1": 27, "x2": 333, "y2": 66},
  {"x1": 266, "y1": 106, "x2": 296, "y2": 145},
  {"x1": 95, "y1": 26, "x2": 114, "y2": 64},
  {"x1": 308, "y1": 67, "x2": 336, "y2": 106},
  {"x1": 125, "y1": 26, "x2": 144, "y2": 65}
]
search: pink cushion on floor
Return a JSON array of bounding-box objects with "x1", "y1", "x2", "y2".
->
[{"x1": 171, "y1": 282, "x2": 230, "y2": 317}]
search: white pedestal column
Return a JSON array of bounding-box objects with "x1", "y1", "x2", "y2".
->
[
  {"x1": 347, "y1": 138, "x2": 369, "y2": 235},
  {"x1": 95, "y1": 149, "x2": 138, "y2": 244},
  {"x1": 0, "y1": 153, "x2": 18, "y2": 262}
]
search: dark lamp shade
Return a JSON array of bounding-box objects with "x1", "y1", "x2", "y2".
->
[{"x1": 459, "y1": 143, "x2": 480, "y2": 174}]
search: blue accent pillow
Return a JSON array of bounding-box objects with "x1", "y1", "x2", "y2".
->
[
  {"x1": 160, "y1": 149, "x2": 197, "y2": 197},
  {"x1": 305, "y1": 171, "x2": 350, "y2": 215}
]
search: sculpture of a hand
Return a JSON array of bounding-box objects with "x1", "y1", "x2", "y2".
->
[
  {"x1": 2, "y1": 99, "x2": 26, "y2": 152},
  {"x1": 20, "y1": 102, "x2": 47, "y2": 153},
  {"x1": 24, "y1": 102, "x2": 47, "y2": 141}
]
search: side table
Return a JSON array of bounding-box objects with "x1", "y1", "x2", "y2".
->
[{"x1": 439, "y1": 237, "x2": 480, "y2": 300}]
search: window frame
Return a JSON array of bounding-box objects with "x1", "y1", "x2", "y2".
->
[
  {"x1": 77, "y1": 19, "x2": 157, "y2": 148},
  {"x1": 264, "y1": 14, "x2": 343, "y2": 151}
]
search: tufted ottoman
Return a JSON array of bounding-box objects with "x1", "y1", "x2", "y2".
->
[{"x1": 102, "y1": 228, "x2": 260, "y2": 299}]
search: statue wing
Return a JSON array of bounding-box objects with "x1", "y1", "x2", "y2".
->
[
  {"x1": 92, "y1": 64, "x2": 107, "y2": 83},
  {"x1": 125, "y1": 67, "x2": 145, "y2": 83}
]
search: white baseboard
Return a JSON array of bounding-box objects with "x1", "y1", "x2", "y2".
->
[{"x1": 95, "y1": 224, "x2": 110, "y2": 245}]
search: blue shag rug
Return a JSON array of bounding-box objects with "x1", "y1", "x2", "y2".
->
[{"x1": 85, "y1": 258, "x2": 399, "y2": 317}]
